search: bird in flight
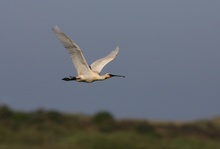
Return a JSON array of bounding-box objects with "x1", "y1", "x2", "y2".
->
[{"x1": 52, "y1": 26, "x2": 125, "y2": 83}]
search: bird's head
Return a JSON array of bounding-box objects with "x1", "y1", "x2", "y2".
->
[{"x1": 105, "y1": 73, "x2": 125, "y2": 79}]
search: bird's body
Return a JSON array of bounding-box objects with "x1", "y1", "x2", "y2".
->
[{"x1": 52, "y1": 26, "x2": 125, "y2": 83}]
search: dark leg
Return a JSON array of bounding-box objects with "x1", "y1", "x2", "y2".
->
[{"x1": 62, "y1": 76, "x2": 76, "y2": 81}]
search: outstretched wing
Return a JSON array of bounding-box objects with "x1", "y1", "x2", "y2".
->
[
  {"x1": 90, "y1": 46, "x2": 119, "y2": 74},
  {"x1": 52, "y1": 26, "x2": 91, "y2": 75}
]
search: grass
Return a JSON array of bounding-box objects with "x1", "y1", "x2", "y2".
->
[
  {"x1": 0, "y1": 105, "x2": 220, "y2": 149},
  {"x1": 1, "y1": 132, "x2": 220, "y2": 149}
]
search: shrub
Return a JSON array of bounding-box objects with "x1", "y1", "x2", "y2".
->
[
  {"x1": 135, "y1": 121, "x2": 156, "y2": 135},
  {"x1": 0, "y1": 105, "x2": 13, "y2": 119},
  {"x1": 47, "y1": 110, "x2": 63, "y2": 123},
  {"x1": 92, "y1": 111, "x2": 115, "y2": 132}
]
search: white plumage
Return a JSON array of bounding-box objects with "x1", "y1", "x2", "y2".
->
[{"x1": 52, "y1": 26, "x2": 125, "y2": 83}]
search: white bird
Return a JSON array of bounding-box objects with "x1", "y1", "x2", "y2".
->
[{"x1": 52, "y1": 26, "x2": 125, "y2": 83}]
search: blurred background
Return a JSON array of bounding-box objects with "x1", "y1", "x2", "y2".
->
[
  {"x1": 1, "y1": 1, "x2": 220, "y2": 121},
  {"x1": 1, "y1": 1, "x2": 220, "y2": 148}
]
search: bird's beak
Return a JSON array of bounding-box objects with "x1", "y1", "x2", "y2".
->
[{"x1": 109, "y1": 74, "x2": 125, "y2": 78}]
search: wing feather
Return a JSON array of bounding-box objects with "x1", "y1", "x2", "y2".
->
[
  {"x1": 90, "y1": 46, "x2": 119, "y2": 74},
  {"x1": 52, "y1": 26, "x2": 91, "y2": 75}
]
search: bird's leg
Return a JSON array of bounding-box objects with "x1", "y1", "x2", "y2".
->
[{"x1": 62, "y1": 76, "x2": 76, "y2": 81}]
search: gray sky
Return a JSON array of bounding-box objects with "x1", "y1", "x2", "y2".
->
[{"x1": 1, "y1": 1, "x2": 220, "y2": 121}]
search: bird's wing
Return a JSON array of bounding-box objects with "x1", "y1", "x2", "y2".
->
[
  {"x1": 52, "y1": 26, "x2": 91, "y2": 75},
  {"x1": 90, "y1": 46, "x2": 119, "y2": 74}
]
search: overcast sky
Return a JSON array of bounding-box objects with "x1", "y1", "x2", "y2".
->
[{"x1": 1, "y1": 1, "x2": 220, "y2": 121}]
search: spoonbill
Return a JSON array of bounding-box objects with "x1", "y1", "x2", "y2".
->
[{"x1": 52, "y1": 26, "x2": 125, "y2": 83}]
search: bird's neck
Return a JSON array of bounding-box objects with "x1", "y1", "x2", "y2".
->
[{"x1": 98, "y1": 74, "x2": 108, "y2": 80}]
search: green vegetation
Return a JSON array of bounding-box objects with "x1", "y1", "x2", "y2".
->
[{"x1": 0, "y1": 105, "x2": 220, "y2": 149}]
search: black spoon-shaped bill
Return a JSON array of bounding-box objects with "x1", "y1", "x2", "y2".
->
[{"x1": 109, "y1": 74, "x2": 125, "y2": 78}]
